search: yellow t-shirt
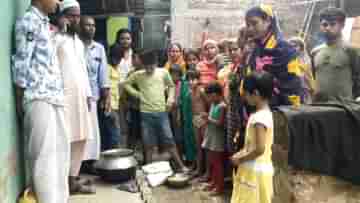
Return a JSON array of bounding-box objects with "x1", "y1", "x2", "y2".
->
[
  {"x1": 108, "y1": 65, "x2": 120, "y2": 110},
  {"x1": 124, "y1": 68, "x2": 175, "y2": 113}
]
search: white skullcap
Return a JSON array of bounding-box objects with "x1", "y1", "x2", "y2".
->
[
  {"x1": 60, "y1": 0, "x2": 80, "y2": 12},
  {"x1": 202, "y1": 39, "x2": 218, "y2": 49}
]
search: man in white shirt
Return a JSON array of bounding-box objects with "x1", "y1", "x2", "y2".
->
[{"x1": 57, "y1": 0, "x2": 95, "y2": 194}]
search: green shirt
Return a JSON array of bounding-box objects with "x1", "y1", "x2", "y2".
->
[
  {"x1": 313, "y1": 42, "x2": 354, "y2": 101},
  {"x1": 124, "y1": 68, "x2": 175, "y2": 112}
]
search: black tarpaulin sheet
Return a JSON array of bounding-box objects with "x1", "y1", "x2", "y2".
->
[{"x1": 275, "y1": 101, "x2": 360, "y2": 185}]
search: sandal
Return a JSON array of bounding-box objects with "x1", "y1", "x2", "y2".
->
[
  {"x1": 70, "y1": 180, "x2": 96, "y2": 195},
  {"x1": 75, "y1": 177, "x2": 94, "y2": 186},
  {"x1": 199, "y1": 182, "x2": 214, "y2": 191},
  {"x1": 189, "y1": 171, "x2": 201, "y2": 179},
  {"x1": 77, "y1": 184, "x2": 96, "y2": 194}
]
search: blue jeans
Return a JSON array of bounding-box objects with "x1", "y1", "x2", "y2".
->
[
  {"x1": 100, "y1": 111, "x2": 121, "y2": 151},
  {"x1": 141, "y1": 112, "x2": 176, "y2": 148}
]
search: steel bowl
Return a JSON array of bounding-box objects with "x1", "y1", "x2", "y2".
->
[
  {"x1": 95, "y1": 148, "x2": 138, "y2": 182},
  {"x1": 166, "y1": 173, "x2": 190, "y2": 188},
  {"x1": 95, "y1": 148, "x2": 138, "y2": 170}
]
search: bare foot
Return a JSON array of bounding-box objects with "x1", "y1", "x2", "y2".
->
[
  {"x1": 197, "y1": 175, "x2": 209, "y2": 183},
  {"x1": 208, "y1": 188, "x2": 223, "y2": 196}
]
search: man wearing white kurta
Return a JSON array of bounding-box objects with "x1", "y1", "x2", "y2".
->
[
  {"x1": 12, "y1": 0, "x2": 70, "y2": 202},
  {"x1": 80, "y1": 16, "x2": 110, "y2": 164},
  {"x1": 58, "y1": 0, "x2": 95, "y2": 194}
]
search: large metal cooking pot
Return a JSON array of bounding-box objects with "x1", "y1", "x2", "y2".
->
[{"x1": 94, "y1": 148, "x2": 138, "y2": 182}]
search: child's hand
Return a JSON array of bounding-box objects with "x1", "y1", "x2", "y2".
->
[
  {"x1": 233, "y1": 131, "x2": 240, "y2": 144},
  {"x1": 166, "y1": 102, "x2": 175, "y2": 112},
  {"x1": 200, "y1": 112, "x2": 208, "y2": 118},
  {"x1": 230, "y1": 155, "x2": 241, "y2": 166},
  {"x1": 230, "y1": 151, "x2": 246, "y2": 166},
  {"x1": 176, "y1": 111, "x2": 181, "y2": 125}
]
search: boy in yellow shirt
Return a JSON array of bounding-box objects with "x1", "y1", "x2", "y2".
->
[{"x1": 124, "y1": 50, "x2": 189, "y2": 172}]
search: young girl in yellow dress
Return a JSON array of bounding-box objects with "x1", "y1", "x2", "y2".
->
[{"x1": 230, "y1": 71, "x2": 274, "y2": 203}]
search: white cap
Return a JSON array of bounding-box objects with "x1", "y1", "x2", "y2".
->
[{"x1": 60, "y1": 0, "x2": 80, "y2": 12}]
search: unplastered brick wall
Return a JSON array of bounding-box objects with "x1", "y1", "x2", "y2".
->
[
  {"x1": 171, "y1": 0, "x2": 336, "y2": 48},
  {"x1": 171, "y1": 0, "x2": 253, "y2": 48},
  {"x1": 260, "y1": 0, "x2": 337, "y2": 44},
  {"x1": 259, "y1": 0, "x2": 309, "y2": 39}
]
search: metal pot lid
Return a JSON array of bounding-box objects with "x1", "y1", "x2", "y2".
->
[{"x1": 101, "y1": 148, "x2": 134, "y2": 157}]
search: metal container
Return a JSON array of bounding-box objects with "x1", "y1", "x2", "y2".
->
[
  {"x1": 166, "y1": 173, "x2": 190, "y2": 188},
  {"x1": 95, "y1": 148, "x2": 138, "y2": 182}
]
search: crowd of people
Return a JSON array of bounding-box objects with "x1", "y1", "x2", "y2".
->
[{"x1": 12, "y1": 0, "x2": 360, "y2": 202}]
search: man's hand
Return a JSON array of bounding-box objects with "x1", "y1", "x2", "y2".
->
[
  {"x1": 104, "y1": 96, "x2": 111, "y2": 113},
  {"x1": 99, "y1": 98, "x2": 105, "y2": 110},
  {"x1": 100, "y1": 88, "x2": 110, "y2": 110},
  {"x1": 87, "y1": 97, "x2": 93, "y2": 112},
  {"x1": 16, "y1": 101, "x2": 24, "y2": 124},
  {"x1": 15, "y1": 87, "x2": 25, "y2": 124},
  {"x1": 356, "y1": 97, "x2": 360, "y2": 102}
]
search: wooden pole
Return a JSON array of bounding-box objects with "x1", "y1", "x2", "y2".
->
[
  {"x1": 101, "y1": 0, "x2": 106, "y2": 12},
  {"x1": 125, "y1": 0, "x2": 130, "y2": 12},
  {"x1": 339, "y1": 0, "x2": 346, "y2": 10}
]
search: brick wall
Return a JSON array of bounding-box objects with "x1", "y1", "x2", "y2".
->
[
  {"x1": 171, "y1": 0, "x2": 252, "y2": 48},
  {"x1": 171, "y1": 0, "x2": 337, "y2": 48}
]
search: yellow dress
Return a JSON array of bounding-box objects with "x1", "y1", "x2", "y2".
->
[{"x1": 231, "y1": 108, "x2": 274, "y2": 203}]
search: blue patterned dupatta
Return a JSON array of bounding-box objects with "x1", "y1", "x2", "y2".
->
[{"x1": 247, "y1": 5, "x2": 303, "y2": 106}]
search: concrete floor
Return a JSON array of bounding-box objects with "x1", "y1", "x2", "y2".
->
[
  {"x1": 69, "y1": 176, "x2": 142, "y2": 203},
  {"x1": 150, "y1": 184, "x2": 231, "y2": 203},
  {"x1": 69, "y1": 174, "x2": 231, "y2": 203}
]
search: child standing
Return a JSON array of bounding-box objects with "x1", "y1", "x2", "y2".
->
[
  {"x1": 230, "y1": 71, "x2": 274, "y2": 203},
  {"x1": 202, "y1": 82, "x2": 226, "y2": 196},
  {"x1": 184, "y1": 49, "x2": 200, "y2": 71},
  {"x1": 178, "y1": 50, "x2": 201, "y2": 168},
  {"x1": 186, "y1": 70, "x2": 207, "y2": 177},
  {"x1": 102, "y1": 45, "x2": 122, "y2": 150}
]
